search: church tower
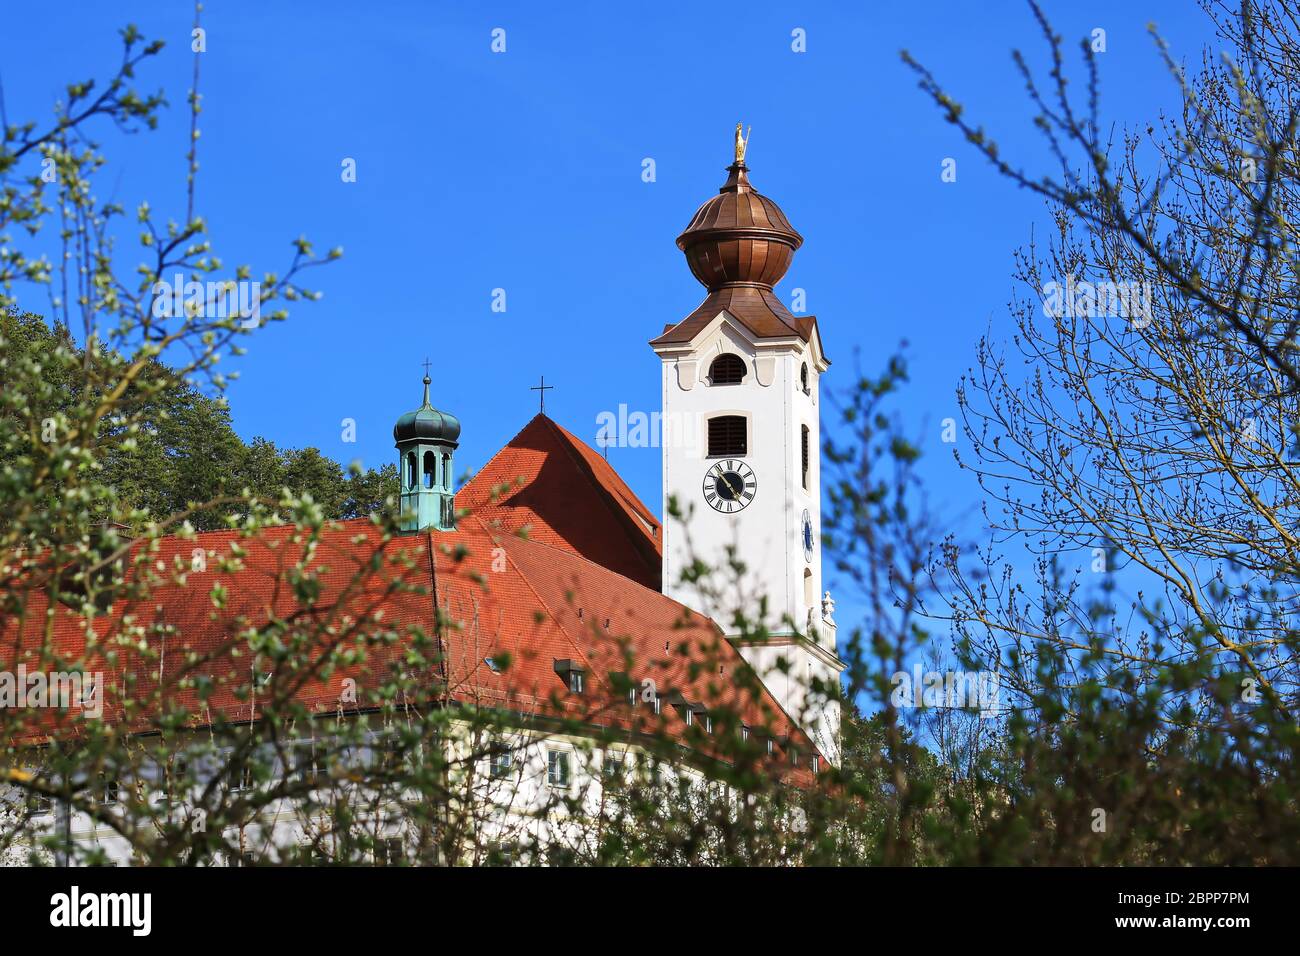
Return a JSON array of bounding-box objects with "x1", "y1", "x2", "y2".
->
[
  {"x1": 394, "y1": 373, "x2": 460, "y2": 532},
  {"x1": 650, "y1": 130, "x2": 844, "y2": 763}
]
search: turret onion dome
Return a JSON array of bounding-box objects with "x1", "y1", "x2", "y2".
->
[{"x1": 394, "y1": 376, "x2": 461, "y2": 445}]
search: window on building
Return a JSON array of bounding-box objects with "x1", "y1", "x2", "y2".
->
[
  {"x1": 801, "y1": 425, "x2": 810, "y2": 490},
  {"x1": 603, "y1": 752, "x2": 627, "y2": 782},
  {"x1": 547, "y1": 749, "x2": 571, "y2": 787},
  {"x1": 26, "y1": 790, "x2": 54, "y2": 816},
  {"x1": 709, "y1": 353, "x2": 746, "y2": 385},
  {"x1": 487, "y1": 841, "x2": 518, "y2": 867},
  {"x1": 442, "y1": 453, "x2": 451, "y2": 488},
  {"x1": 490, "y1": 750, "x2": 513, "y2": 779},
  {"x1": 423, "y1": 450, "x2": 436, "y2": 489},
  {"x1": 228, "y1": 763, "x2": 254, "y2": 793},
  {"x1": 811, "y1": 755, "x2": 821, "y2": 774},
  {"x1": 804, "y1": 568, "x2": 815, "y2": 607},
  {"x1": 374, "y1": 837, "x2": 404, "y2": 867},
  {"x1": 375, "y1": 736, "x2": 404, "y2": 774},
  {"x1": 800, "y1": 362, "x2": 810, "y2": 394},
  {"x1": 554, "y1": 660, "x2": 586, "y2": 694},
  {"x1": 707, "y1": 415, "x2": 747, "y2": 457},
  {"x1": 298, "y1": 744, "x2": 330, "y2": 787},
  {"x1": 406, "y1": 452, "x2": 416, "y2": 490}
]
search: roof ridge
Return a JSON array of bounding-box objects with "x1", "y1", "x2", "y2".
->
[
  {"x1": 546, "y1": 417, "x2": 659, "y2": 527},
  {"x1": 456, "y1": 413, "x2": 546, "y2": 507}
]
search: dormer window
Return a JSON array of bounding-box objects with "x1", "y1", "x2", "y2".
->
[
  {"x1": 709, "y1": 353, "x2": 746, "y2": 385},
  {"x1": 553, "y1": 659, "x2": 586, "y2": 694}
]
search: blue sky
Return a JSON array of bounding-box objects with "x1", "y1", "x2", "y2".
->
[{"x1": 4, "y1": 1, "x2": 1216, "y2": 634}]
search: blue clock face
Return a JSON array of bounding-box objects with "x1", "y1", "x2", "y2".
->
[{"x1": 801, "y1": 510, "x2": 814, "y2": 562}]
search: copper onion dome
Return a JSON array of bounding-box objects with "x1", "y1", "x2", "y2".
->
[
  {"x1": 651, "y1": 128, "x2": 817, "y2": 348},
  {"x1": 675, "y1": 160, "x2": 803, "y2": 291},
  {"x1": 393, "y1": 376, "x2": 461, "y2": 445}
]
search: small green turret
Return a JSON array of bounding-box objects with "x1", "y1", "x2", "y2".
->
[{"x1": 393, "y1": 373, "x2": 459, "y2": 532}]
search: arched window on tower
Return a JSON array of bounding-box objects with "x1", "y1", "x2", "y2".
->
[
  {"x1": 442, "y1": 453, "x2": 451, "y2": 489},
  {"x1": 804, "y1": 568, "x2": 815, "y2": 607},
  {"x1": 800, "y1": 362, "x2": 810, "y2": 394},
  {"x1": 423, "y1": 451, "x2": 436, "y2": 489},
  {"x1": 406, "y1": 452, "x2": 417, "y2": 490},
  {"x1": 708, "y1": 353, "x2": 746, "y2": 385},
  {"x1": 707, "y1": 415, "x2": 747, "y2": 457}
]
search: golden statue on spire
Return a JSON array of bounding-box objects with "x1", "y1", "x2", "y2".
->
[{"x1": 734, "y1": 122, "x2": 751, "y2": 164}]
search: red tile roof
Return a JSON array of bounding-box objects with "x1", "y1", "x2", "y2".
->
[
  {"x1": 437, "y1": 518, "x2": 810, "y2": 764},
  {"x1": 457, "y1": 414, "x2": 662, "y2": 590},
  {"x1": 2, "y1": 516, "x2": 821, "y2": 780}
]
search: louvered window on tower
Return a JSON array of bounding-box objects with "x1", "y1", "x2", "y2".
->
[
  {"x1": 801, "y1": 425, "x2": 810, "y2": 490},
  {"x1": 709, "y1": 353, "x2": 746, "y2": 385},
  {"x1": 708, "y1": 415, "x2": 747, "y2": 457}
]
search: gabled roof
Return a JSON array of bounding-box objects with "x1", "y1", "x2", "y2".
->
[{"x1": 457, "y1": 414, "x2": 662, "y2": 591}]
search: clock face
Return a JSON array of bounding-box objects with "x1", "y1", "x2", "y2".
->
[
  {"x1": 703, "y1": 460, "x2": 756, "y2": 513},
  {"x1": 801, "y1": 509, "x2": 814, "y2": 562}
]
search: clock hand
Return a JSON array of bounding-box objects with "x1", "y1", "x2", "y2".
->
[{"x1": 720, "y1": 472, "x2": 742, "y2": 498}]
